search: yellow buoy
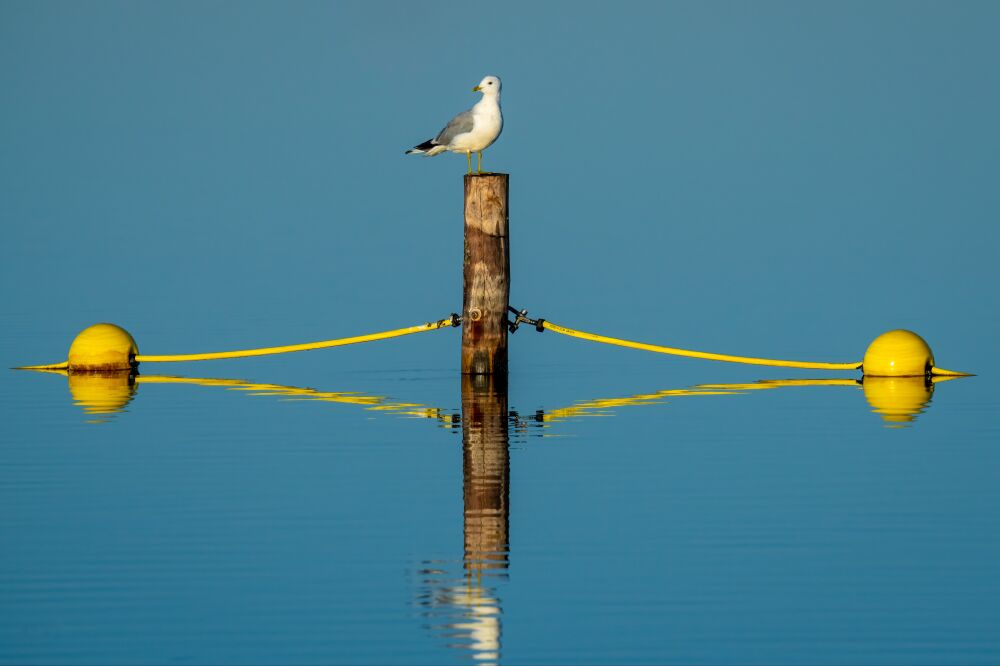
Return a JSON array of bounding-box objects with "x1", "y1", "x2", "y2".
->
[
  {"x1": 862, "y1": 329, "x2": 934, "y2": 377},
  {"x1": 67, "y1": 323, "x2": 138, "y2": 371}
]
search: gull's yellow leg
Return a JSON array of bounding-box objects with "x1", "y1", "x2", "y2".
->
[
  {"x1": 466, "y1": 151, "x2": 472, "y2": 175},
  {"x1": 477, "y1": 151, "x2": 483, "y2": 174}
]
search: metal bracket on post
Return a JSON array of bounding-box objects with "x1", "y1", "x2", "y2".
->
[{"x1": 506, "y1": 306, "x2": 544, "y2": 333}]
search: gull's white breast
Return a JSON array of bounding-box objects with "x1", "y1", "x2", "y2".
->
[{"x1": 449, "y1": 98, "x2": 503, "y2": 153}]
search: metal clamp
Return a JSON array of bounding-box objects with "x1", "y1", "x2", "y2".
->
[{"x1": 507, "y1": 306, "x2": 544, "y2": 333}]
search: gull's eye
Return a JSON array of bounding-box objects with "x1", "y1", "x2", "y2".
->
[{"x1": 488, "y1": 81, "x2": 493, "y2": 85}]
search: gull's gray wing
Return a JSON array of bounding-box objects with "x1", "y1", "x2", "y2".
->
[{"x1": 433, "y1": 109, "x2": 476, "y2": 145}]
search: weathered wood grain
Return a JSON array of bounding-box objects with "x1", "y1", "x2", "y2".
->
[{"x1": 462, "y1": 173, "x2": 510, "y2": 375}]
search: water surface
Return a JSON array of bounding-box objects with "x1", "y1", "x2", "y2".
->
[{"x1": 2, "y1": 330, "x2": 996, "y2": 664}]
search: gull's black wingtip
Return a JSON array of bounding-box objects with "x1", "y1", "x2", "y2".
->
[{"x1": 407, "y1": 139, "x2": 436, "y2": 154}]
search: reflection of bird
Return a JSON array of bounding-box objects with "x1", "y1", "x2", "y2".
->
[{"x1": 406, "y1": 76, "x2": 503, "y2": 175}]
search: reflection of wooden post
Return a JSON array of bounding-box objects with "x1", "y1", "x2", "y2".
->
[
  {"x1": 462, "y1": 174, "x2": 510, "y2": 375},
  {"x1": 461, "y1": 373, "x2": 510, "y2": 573}
]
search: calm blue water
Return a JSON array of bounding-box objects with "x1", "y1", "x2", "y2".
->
[
  {"x1": 4, "y1": 2, "x2": 1000, "y2": 663},
  {"x1": 2, "y1": 327, "x2": 997, "y2": 664}
]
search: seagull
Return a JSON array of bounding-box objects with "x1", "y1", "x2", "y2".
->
[{"x1": 406, "y1": 75, "x2": 503, "y2": 175}]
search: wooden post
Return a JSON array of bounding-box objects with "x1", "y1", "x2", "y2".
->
[{"x1": 462, "y1": 174, "x2": 510, "y2": 375}]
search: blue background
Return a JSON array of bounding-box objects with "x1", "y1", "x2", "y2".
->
[
  {"x1": 3, "y1": 1, "x2": 997, "y2": 371},
  {"x1": 2, "y1": 2, "x2": 998, "y2": 664}
]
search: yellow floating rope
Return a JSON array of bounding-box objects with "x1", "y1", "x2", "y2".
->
[
  {"x1": 16, "y1": 317, "x2": 458, "y2": 370},
  {"x1": 17, "y1": 312, "x2": 969, "y2": 377},
  {"x1": 17, "y1": 361, "x2": 69, "y2": 371},
  {"x1": 135, "y1": 317, "x2": 457, "y2": 363},
  {"x1": 541, "y1": 320, "x2": 863, "y2": 371}
]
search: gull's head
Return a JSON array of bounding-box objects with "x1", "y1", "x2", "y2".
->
[{"x1": 472, "y1": 76, "x2": 501, "y2": 96}]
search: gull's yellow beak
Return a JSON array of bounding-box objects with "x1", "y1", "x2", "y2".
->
[{"x1": 472, "y1": 85, "x2": 482, "y2": 92}]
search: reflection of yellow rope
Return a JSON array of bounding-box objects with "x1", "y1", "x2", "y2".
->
[
  {"x1": 136, "y1": 375, "x2": 448, "y2": 419},
  {"x1": 539, "y1": 379, "x2": 863, "y2": 422},
  {"x1": 134, "y1": 317, "x2": 457, "y2": 363},
  {"x1": 31, "y1": 368, "x2": 454, "y2": 422},
  {"x1": 541, "y1": 321, "x2": 862, "y2": 371}
]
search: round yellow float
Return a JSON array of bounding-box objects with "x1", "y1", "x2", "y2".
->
[
  {"x1": 67, "y1": 323, "x2": 138, "y2": 372},
  {"x1": 862, "y1": 329, "x2": 934, "y2": 377}
]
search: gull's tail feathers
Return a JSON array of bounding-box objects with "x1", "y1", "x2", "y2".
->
[{"x1": 405, "y1": 140, "x2": 447, "y2": 156}]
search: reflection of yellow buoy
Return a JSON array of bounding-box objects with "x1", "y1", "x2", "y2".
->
[
  {"x1": 862, "y1": 375, "x2": 932, "y2": 425},
  {"x1": 68, "y1": 323, "x2": 138, "y2": 371},
  {"x1": 67, "y1": 370, "x2": 137, "y2": 415},
  {"x1": 862, "y1": 329, "x2": 934, "y2": 377}
]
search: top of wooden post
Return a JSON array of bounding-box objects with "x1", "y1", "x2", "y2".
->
[{"x1": 464, "y1": 173, "x2": 509, "y2": 180}]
